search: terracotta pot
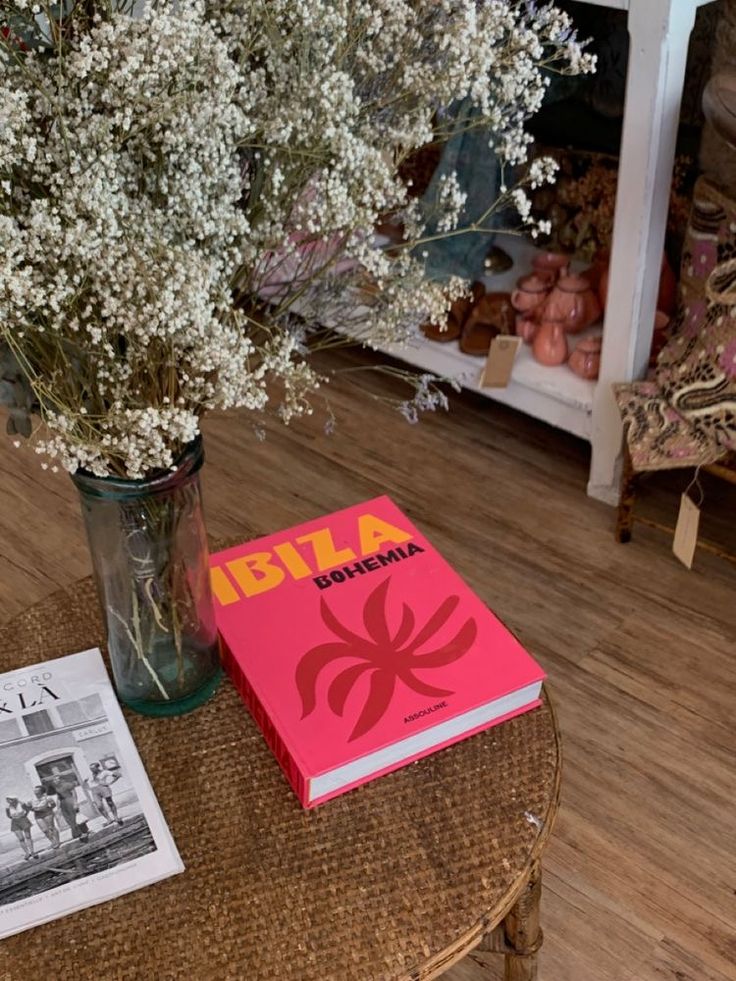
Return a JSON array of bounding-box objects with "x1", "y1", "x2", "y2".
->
[
  {"x1": 598, "y1": 253, "x2": 677, "y2": 316},
  {"x1": 532, "y1": 320, "x2": 568, "y2": 366},
  {"x1": 532, "y1": 252, "x2": 570, "y2": 286},
  {"x1": 511, "y1": 274, "x2": 549, "y2": 317},
  {"x1": 583, "y1": 250, "x2": 609, "y2": 294},
  {"x1": 568, "y1": 335, "x2": 602, "y2": 380},
  {"x1": 544, "y1": 273, "x2": 601, "y2": 334},
  {"x1": 649, "y1": 309, "x2": 671, "y2": 366},
  {"x1": 657, "y1": 255, "x2": 678, "y2": 316},
  {"x1": 515, "y1": 314, "x2": 538, "y2": 344}
]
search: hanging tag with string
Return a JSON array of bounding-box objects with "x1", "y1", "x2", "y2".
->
[{"x1": 672, "y1": 468, "x2": 704, "y2": 569}]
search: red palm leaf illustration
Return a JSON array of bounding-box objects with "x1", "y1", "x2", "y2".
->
[
  {"x1": 409, "y1": 619, "x2": 478, "y2": 668},
  {"x1": 328, "y1": 662, "x2": 373, "y2": 717},
  {"x1": 362, "y1": 577, "x2": 392, "y2": 645},
  {"x1": 320, "y1": 596, "x2": 372, "y2": 647},
  {"x1": 295, "y1": 577, "x2": 477, "y2": 741},
  {"x1": 349, "y1": 670, "x2": 396, "y2": 742},
  {"x1": 296, "y1": 642, "x2": 360, "y2": 718},
  {"x1": 396, "y1": 674, "x2": 454, "y2": 699},
  {"x1": 392, "y1": 602, "x2": 415, "y2": 648},
  {"x1": 399, "y1": 596, "x2": 460, "y2": 654}
]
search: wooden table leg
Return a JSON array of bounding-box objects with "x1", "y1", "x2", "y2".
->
[
  {"x1": 615, "y1": 445, "x2": 638, "y2": 544},
  {"x1": 503, "y1": 861, "x2": 543, "y2": 981}
]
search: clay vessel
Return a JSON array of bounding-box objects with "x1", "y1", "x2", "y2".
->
[
  {"x1": 515, "y1": 314, "x2": 538, "y2": 344},
  {"x1": 657, "y1": 256, "x2": 678, "y2": 316},
  {"x1": 511, "y1": 274, "x2": 549, "y2": 317},
  {"x1": 533, "y1": 320, "x2": 568, "y2": 366},
  {"x1": 598, "y1": 253, "x2": 677, "y2": 316},
  {"x1": 545, "y1": 272, "x2": 601, "y2": 334},
  {"x1": 532, "y1": 252, "x2": 570, "y2": 286},
  {"x1": 583, "y1": 250, "x2": 609, "y2": 294},
  {"x1": 649, "y1": 310, "x2": 671, "y2": 367},
  {"x1": 568, "y1": 335, "x2": 602, "y2": 380}
]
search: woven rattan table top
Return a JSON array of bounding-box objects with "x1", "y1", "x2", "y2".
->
[{"x1": 0, "y1": 578, "x2": 561, "y2": 981}]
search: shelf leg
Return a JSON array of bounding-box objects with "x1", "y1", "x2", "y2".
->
[{"x1": 587, "y1": 0, "x2": 698, "y2": 505}]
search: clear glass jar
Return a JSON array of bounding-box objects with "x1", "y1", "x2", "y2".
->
[{"x1": 72, "y1": 437, "x2": 222, "y2": 716}]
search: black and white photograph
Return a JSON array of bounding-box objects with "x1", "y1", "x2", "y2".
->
[
  {"x1": 0, "y1": 692, "x2": 156, "y2": 909},
  {"x1": 0, "y1": 649, "x2": 182, "y2": 942}
]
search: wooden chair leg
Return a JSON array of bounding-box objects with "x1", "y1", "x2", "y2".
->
[
  {"x1": 503, "y1": 861, "x2": 543, "y2": 981},
  {"x1": 616, "y1": 446, "x2": 639, "y2": 544}
]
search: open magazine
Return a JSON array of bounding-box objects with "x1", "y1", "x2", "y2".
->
[{"x1": 0, "y1": 648, "x2": 183, "y2": 940}]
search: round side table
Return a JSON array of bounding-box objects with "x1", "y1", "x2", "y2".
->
[{"x1": 0, "y1": 580, "x2": 561, "y2": 981}]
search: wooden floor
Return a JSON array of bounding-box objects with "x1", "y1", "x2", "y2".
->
[{"x1": 1, "y1": 348, "x2": 735, "y2": 981}]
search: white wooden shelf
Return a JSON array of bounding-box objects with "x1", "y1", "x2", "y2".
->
[
  {"x1": 575, "y1": 0, "x2": 719, "y2": 502},
  {"x1": 373, "y1": 235, "x2": 600, "y2": 442},
  {"x1": 352, "y1": 0, "x2": 718, "y2": 502},
  {"x1": 403, "y1": 0, "x2": 719, "y2": 504}
]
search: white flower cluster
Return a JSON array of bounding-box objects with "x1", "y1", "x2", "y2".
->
[
  {"x1": 436, "y1": 174, "x2": 469, "y2": 234},
  {"x1": 399, "y1": 374, "x2": 451, "y2": 425},
  {"x1": 1, "y1": 0, "x2": 593, "y2": 477}
]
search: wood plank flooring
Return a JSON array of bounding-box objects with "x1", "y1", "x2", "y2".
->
[{"x1": 1, "y1": 347, "x2": 735, "y2": 981}]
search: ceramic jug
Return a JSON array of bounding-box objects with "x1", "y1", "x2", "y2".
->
[
  {"x1": 544, "y1": 273, "x2": 601, "y2": 334},
  {"x1": 532, "y1": 252, "x2": 570, "y2": 286},
  {"x1": 568, "y1": 335, "x2": 602, "y2": 380},
  {"x1": 532, "y1": 320, "x2": 568, "y2": 366},
  {"x1": 515, "y1": 314, "x2": 538, "y2": 344},
  {"x1": 511, "y1": 274, "x2": 549, "y2": 317}
]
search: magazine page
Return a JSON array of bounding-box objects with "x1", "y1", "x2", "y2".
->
[{"x1": 0, "y1": 648, "x2": 183, "y2": 940}]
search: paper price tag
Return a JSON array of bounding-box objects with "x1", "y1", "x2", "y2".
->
[
  {"x1": 672, "y1": 493, "x2": 701, "y2": 569},
  {"x1": 481, "y1": 335, "x2": 522, "y2": 389}
]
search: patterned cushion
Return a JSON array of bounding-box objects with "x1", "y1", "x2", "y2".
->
[{"x1": 615, "y1": 178, "x2": 736, "y2": 471}]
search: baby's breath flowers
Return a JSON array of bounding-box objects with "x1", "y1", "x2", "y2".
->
[{"x1": 0, "y1": 0, "x2": 594, "y2": 479}]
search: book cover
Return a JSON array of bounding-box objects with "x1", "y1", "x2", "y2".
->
[
  {"x1": 0, "y1": 648, "x2": 183, "y2": 940},
  {"x1": 211, "y1": 496, "x2": 545, "y2": 807}
]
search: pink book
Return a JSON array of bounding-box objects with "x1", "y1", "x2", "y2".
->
[{"x1": 210, "y1": 496, "x2": 545, "y2": 807}]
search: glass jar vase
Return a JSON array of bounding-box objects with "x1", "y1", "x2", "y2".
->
[{"x1": 72, "y1": 437, "x2": 222, "y2": 716}]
